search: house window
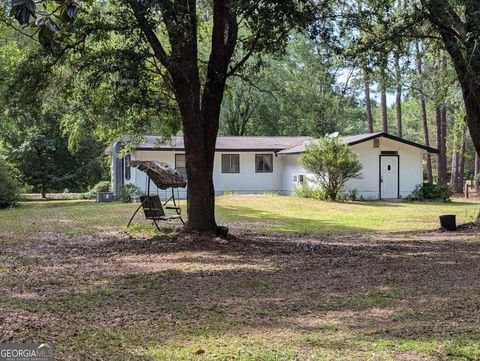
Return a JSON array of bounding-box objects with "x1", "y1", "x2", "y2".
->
[
  {"x1": 222, "y1": 154, "x2": 240, "y2": 173},
  {"x1": 124, "y1": 153, "x2": 131, "y2": 181},
  {"x1": 255, "y1": 154, "x2": 273, "y2": 173},
  {"x1": 175, "y1": 154, "x2": 187, "y2": 178}
]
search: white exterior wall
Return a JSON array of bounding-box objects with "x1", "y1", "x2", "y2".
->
[
  {"x1": 280, "y1": 137, "x2": 425, "y2": 199},
  {"x1": 279, "y1": 154, "x2": 316, "y2": 195},
  {"x1": 128, "y1": 150, "x2": 283, "y2": 198},
  {"x1": 345, "y1": 138, "x2": 424, "y2": 199},
  {"x1": 212, "y1": 152, "x2": 282, "y2": 194},
  {"x1": 122, "y1": 136, "x2": 426, "y2": 200}
]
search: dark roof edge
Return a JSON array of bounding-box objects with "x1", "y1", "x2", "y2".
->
[
  {"x1": 135, "y1": 147, "x2": 286, "y2": 152},
  {"x1": 348, "y1": 132, "x2": 439, "y2": 154}
]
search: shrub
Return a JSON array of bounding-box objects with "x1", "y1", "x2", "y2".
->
[
  {"x1": 294, "y1": 183, "x2": 327, "y2": 200},
  {"x1": 407, "y1": 182, "x2": 452, "y2": 202},
  {"x1": 0, "y1": 160, "x2": 19, "y2": 208},
  {"x1": 79, "y1": 181, "x2": 112, "y2": 200},
  {"x1": 119, "y1": 183, "x2": 144, "y2": 203},
  {"x1": 342, "y1": 188, "x2": 358, "y2": 202},
  {"x1": 91, "y1": 181, "x2": 111, "y2": 193},
  {"x1": 300, "y1": 137, "x2": 363, "y2": 201}
]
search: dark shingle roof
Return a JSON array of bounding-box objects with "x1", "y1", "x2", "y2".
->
[
  {"x1": 278, "y1": 132, "x2": 438, "y2": 154},
  {"x1": 133, "y1": 135, "x2": 312, "y2": 151},
  {"x1": 106, "y1": 132, "x2": 438, "y2": 155}
]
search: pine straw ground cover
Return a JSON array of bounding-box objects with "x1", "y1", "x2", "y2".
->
[{"x1": 0, "y1": 196, "x2": 480, "y2": 360}]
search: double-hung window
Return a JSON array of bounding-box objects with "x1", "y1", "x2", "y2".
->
[
  {"x1": 255, "y1": 154, "x2": 273, "y2": 173},
  {"x1": 175, "y1": 154, "x2": 187, "y2": 178},
  {"x1": 222, "y1": 154, "x2": 240, "y2": 173}
]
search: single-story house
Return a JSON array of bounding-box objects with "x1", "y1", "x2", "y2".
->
[{"x1": 106, "y1": 132, "x2": 438, "y2": 200}]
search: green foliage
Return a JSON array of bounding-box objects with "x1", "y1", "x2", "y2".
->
[
  {"x1": 79, "y1": 181, "x2": 111, "y2": 199},
  {"x1": 294, "y1": 183, "x2": 327, "y2": 200},
  {"x1": 119, "y1": 184, "x2": 143, "y2": 203},
  {"x1": 91, "y1": 181, "x2": 111, "y2": 193},
  {"x1": 4, "y1": 111, "x2": 106, "y2": 195},
  {"x1": 300, "y1": 137, "x2": 363, "y2": 201},
  {"x1": 342, "y1": 188, "x2": 359, "y2": 202},
  {"x1": 0, "y1": 160, "x2": 19, "y2": 208},
  {"x1": 220, "y1": 35, "x2": 365, "y2": 137},
  {"x1": 406, "y1": 183, "x2": 452, "y2": 202}
]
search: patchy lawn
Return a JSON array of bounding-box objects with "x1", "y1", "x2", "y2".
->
[
  {"x1": 217, "y1": 195, "x2": 480, "y2": 234},
  {"x1": 1, "y1": 196, "x2": 480, "y2": 360}
]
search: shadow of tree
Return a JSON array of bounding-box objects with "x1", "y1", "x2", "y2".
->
[{"x1": 1, "y1": 229, "x2": 480, "y2": 359}]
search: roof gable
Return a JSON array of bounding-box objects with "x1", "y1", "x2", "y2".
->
[
  {"x1": 106, "y1": 133, "x2": 438, "y2": 155},
  {"x1": 278, "y1": 132, "x2": 438, "y2": 154}
]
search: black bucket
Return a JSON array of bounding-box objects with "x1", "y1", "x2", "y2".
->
[{"x1": 439, "y1": 214, "x2": 456, "y2": 231}]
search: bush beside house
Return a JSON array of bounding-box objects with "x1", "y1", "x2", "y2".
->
[{"x1": 299, "y1": 137, "x2": 363, "y2": 201}]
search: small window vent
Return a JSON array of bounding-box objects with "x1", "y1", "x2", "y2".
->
[{"x1": 373, "y1": 138, "x2": 380, "y2": 148}]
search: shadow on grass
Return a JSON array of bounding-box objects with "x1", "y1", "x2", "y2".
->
[{"x1": 2, "y1": 230, "x2": 480, "y2": 359}]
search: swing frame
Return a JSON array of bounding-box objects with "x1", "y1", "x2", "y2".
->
[{"x1": 127, "y1": 173, "x2": 185, "y2": 229}]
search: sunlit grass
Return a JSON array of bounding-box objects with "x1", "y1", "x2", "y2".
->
[
  {"x1": 1, "y1": 196, "x2": 480, "y2": 360},
  {"x1": 0, "y1": 195, "x2": 478, "y2": 236},
  {"x1": 216, "y1": 194, "x2": 480, "y2": 234}
]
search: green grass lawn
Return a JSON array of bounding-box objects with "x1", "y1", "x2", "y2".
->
[
  {"x1": 1, "y1": 195, "x2": 478, "y2": 236},
  {"x1": 1, "y1": 195, "x2": 480, "y2": 360},
  {"x1": 217, "y1": 195, "x2": 480, "y2": 234}
]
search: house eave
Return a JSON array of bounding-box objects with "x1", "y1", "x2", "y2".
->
[
  {"x1": 134, "y1": 147, "x2": 286, "y2": 152},
  {"x1": 347, "y1": 132, "x2": 439, "y2": 154}
]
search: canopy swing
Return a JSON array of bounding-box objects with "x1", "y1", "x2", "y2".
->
[{"x1": 127, "y1": 160, "x2": 187, "y2": 230}]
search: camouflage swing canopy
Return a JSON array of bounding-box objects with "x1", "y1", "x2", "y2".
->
[{"x1": 131, "y1": 160, "x2": 187, "y2": 189}]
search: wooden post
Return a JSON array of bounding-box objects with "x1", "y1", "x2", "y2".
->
[{"x1": 465, "y1": 181, "x2": 469, "y2": 198}]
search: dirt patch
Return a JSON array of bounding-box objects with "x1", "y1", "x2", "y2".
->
[{"x1": 1, "y1": 228, "x2": 479, "y2": 359}]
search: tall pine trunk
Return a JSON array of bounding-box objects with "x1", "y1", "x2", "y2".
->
[
  {"x1": 416, "y1": 42, "x2": 432, "y2": 182},
  {"x1": 364, "y1": 69, "x2": 374, "y2": 133},
  {"x1": 380, "y1": 68, "x2": 388, "y2": 133},
  {"x1": 458, "y1": 132, "x2": 466, "y2": 193},
  {"x1": 395, "y1": 51, "x2": 403, "y2": 138},
  {"x1": 436, "y1": 106, "x2": 448, "y2": 184},
  {"x1": 450, "y1": 128, "x2": 465, "y2": 193},
  {"x1": 449, "y1": 124, "x2": 466, "y2": 193},
  {"x1": 475, "y1": 152, "x2": 480, "y2": 191}
]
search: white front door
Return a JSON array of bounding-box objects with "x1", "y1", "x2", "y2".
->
[{"x1": 380, "y1": 156, "x2": 399, "y2": 199}]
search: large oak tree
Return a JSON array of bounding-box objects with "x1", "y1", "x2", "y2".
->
[
  {"x1": 420, "y1": 0, "x2": 480, "y2": 156},
  {"x1": 6, "y1": 0, "x2": 328, "y2": 233}
]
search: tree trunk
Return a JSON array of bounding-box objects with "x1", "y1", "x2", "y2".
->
[
  {"x1": 450, "y1": 131, "x2": 459, "y2": 192},
  {"x1": 364, "y1": 69, "x2": 374, "y2": 133},
  {"x1": 423, "y1": 0, "x2": 480, "y2": 158},
  {"x1": 380, "y1": 77, "x2": 388, "y2": 133},
  {"x1": 475, "y1": 152, "x2": 480, "y2": 191},
  {"x1": 131, "y1": 0, "x2": 239, "y2": 233},
  {"x1": 457, "y1": 125, "x2": 466, "y2": 193},
  {"x1": 459, "y1": 82, "x2": 480, "y2": 158},
  {"x1": 436, "y1": 106, "x2": 448, "y2": 184},
  {"x1": 416, "y1": 41, "x2": 432, "y2": 182},
  {"x1": 395, "y1": 51, "x2": 402, "y2": 138}
]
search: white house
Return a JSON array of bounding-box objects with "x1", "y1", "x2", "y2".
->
[{"x1": 106, "y1": 132, "x2": 438, "y2": 200}]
